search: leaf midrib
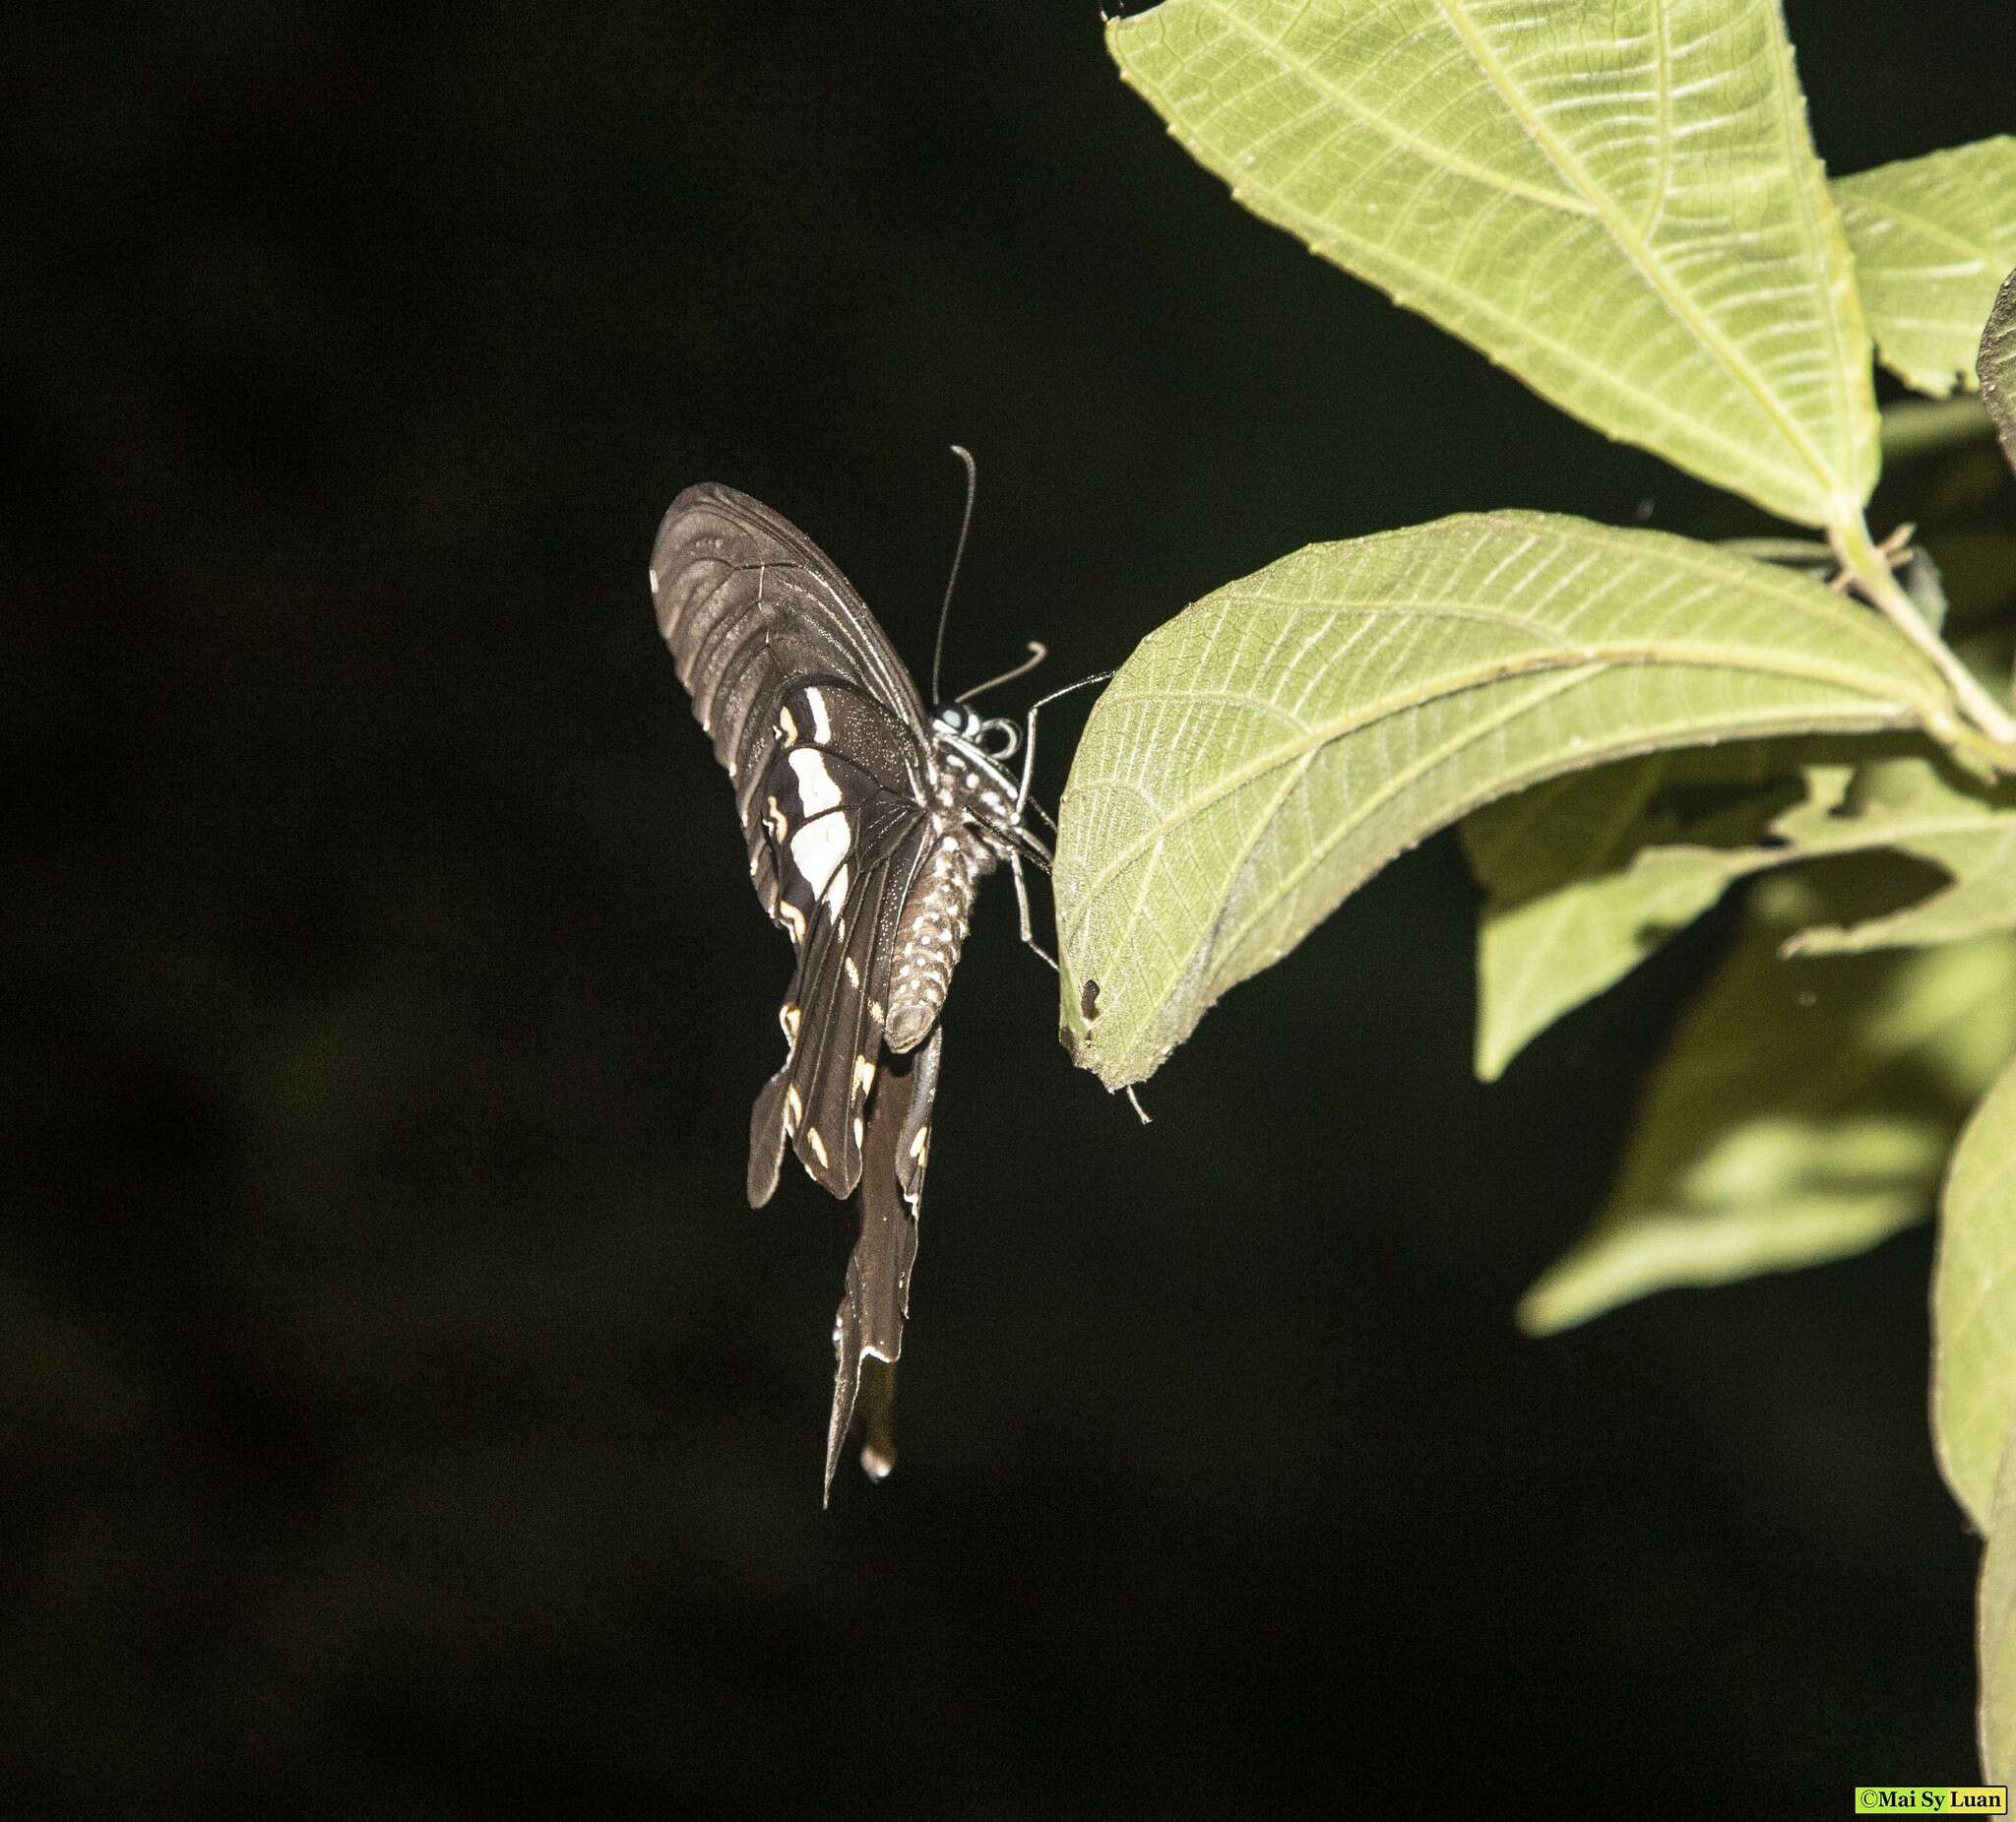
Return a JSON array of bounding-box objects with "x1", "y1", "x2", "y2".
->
[
  {"x1": 1427, "y1": 0, "x2": 1853, "y2": 512},
  {"x1": 1178, "y1": 0, "x2": 1855, "y2": 512},
  {"x1": 1062, "y1": 636, "x2": 1924, "y2": 944}
]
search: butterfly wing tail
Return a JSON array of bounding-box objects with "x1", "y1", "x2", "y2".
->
[{"x1": 823, "y1": 1029, "x2": 941, "y2": 1504}]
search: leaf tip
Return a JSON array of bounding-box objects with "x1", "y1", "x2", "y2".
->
[
  {"x1": 1474, "y1": 1033, "x2": 1514, "y2": 1086},
  {"x1": 1514, "y1": 1279, "x2": 1589, "y2": 1339}
]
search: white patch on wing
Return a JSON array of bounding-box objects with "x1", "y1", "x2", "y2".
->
[
  {"x1": 787, "y1": 748, "x2": 844, "y2": 816},
  {"x1": 844, "y1": 955, "x2": 860, "y2": 988},
  {"x1": 805, "y1": 1128, "x2": 830, "y2": 1169},
  {"x1": 777, "y1": 703, "x2": 798, "y2": 746},
  {"x1": 789, "y1": 822, "x2": 850, "y2": 904},
  {"x1": 804, "y1": 687, "x2": 833, "y2": 744},
  {"x1": 785, "y1": 752, "x2": 851, "y2": 898},
  {"x1": 784, "y1": 1085, "x2": 803, "y2": 1131}
]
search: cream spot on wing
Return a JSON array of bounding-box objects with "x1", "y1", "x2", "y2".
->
[
  {"x1": 844, "y1": 955, "x2": 860, "y2": 988},
  {"x1": 868, "y1": 1000, "x2": 884, "y2": 1027},
  {"x1": 852, "y1": 1115, "x2": 864, "y2": 1148},
  {"x1": 805, "y1": 1128, "x2": 830, "y2": 1169},
  {"x1": 765, "y1": 795, "x2": 788, "y2": 842},
  {"x1": 779, "y1": 1002, "x2": 800, "y2": 1047},
  {"x1": 784, "y1": 1085, "x2": 802, "y2": 1131},
  {"x1": 804, "y1": 687, "x2": 832, "y2": 744},
  {"x1": 910, "y1": 1123, "x2": 930, "y2": 1162},
  {"x1": 779, "y1": 901, "x2": 807, "y2": 944},
  {"x1": 777, "y1": 703, "x2": 798, "y2": 746},
  {"x1": 852, "y1": 1055, "x2": 876, "y2": 1097}
]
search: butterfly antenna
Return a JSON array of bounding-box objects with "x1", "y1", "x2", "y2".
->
[
  {"x1": 930, "y1": 445, "x2": 979, "y2": 707},
  {"x1": 956, "y1": 641, "x2": 1048, "y2": 707}
]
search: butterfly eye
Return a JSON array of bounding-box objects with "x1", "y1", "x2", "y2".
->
[{"x1": 976, "y1": 718, "x2": 1020, "y2": 760}]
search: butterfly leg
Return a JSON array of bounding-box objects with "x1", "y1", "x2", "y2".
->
[
  {"x1": 1009, "y1": 671, "x2": 1149, "y2": 1128},
  {"x1": 1015, "y1": 671, "x2": 1113, "y2": 820},
  {"x1": 1003, "y1": 673, "x2": 1111, "y2": 980},
  {"x1": 1006, "y1": 848, "x2": 1058, "y2": 973}
]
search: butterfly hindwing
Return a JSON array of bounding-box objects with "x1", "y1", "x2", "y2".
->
[
  {"x1": 750, "y1": 814, "x2": 926, "y2": 1202},
  {"x1": 825, "y1": 1027, "x2": 941, "y2": 1501},
  {"x1": 745, "y1": 681, "x2": 925, "y2": 944}
]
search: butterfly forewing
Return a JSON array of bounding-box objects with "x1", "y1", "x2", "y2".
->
[
  {"x1": 654, "y1": 484, "x2": 928, "y2": 766},
  {"x1": 751, "y1": 819, "x2": 924, "y2": 1201}
]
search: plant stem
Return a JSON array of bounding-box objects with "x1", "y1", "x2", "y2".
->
[{"x1": 1829, "y1": 513, "x2": 2016, "y2": 756}]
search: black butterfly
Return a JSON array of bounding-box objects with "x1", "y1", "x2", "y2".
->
[{"x1": 651, "y1": 478, "x2": 1059, "y2": 1500}]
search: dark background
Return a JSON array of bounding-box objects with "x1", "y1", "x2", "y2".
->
[{"x1": 10, "y1": 2, "x2": 2015, "y2": 1813}]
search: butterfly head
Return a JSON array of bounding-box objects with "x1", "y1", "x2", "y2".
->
[{"x1": 931, "y1": 701, "x2": 1021, "y2": 762}]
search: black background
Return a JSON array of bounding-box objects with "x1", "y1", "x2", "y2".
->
[{"x1": 10, "y1": 3, "x2": 2015, "y2": 1813}]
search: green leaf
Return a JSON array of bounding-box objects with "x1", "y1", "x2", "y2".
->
[
  {"x1": 1932, "y1": 1054, "x2": 2016, "y2": 1531},
  {"x1": 1463, "y1": 747, "x2": 1799, "y2": 1082},
  {"x1": 1712, "y1": 537, "x2": 1946, "y2": 630},
  {"x1": 1898, "y1": 542, "x2": 1950, "y2": 636},
  {"x1": 1053, "y1": 514, "x2": 1954, "y2": 1089},
  {"x1": 1834, "y1": 137, "x2": 2016, "y2": 399},
  {"x1": 1715, "y1": 537, "x2": 1834, "y2": 575},
  {"x1": 1982, "y1": 1427, "x2": 2016, "y2": 1779},
  {"x1": 1981, "y1": 266, "x2": 2016, "y2": 473},
  {"x1": 1610, "y1": 754, "x2": 2016, "y2": 959},
  {"x1": 1779, "y1": 757, "x2": 2016, "y2": 954},
  {"x1": 1106, "y1": 0, "x2": 1876, "y2": 527},
  {"x1": 1881, "y1": 396, "x2": 1995, "y2": 465},
  {"x1": 1520, "y1": 876, "x2": 2016, "y2": 1335},
  {"x1": 1838, "y1": 138, "x2": 2016, "y2": 399}
]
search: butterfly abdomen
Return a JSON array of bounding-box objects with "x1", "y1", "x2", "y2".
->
[{"x1": 886, "y1": 824, "x2": 992, "y2": 1053}]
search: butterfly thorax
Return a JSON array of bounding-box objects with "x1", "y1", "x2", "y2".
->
[{"x1": 883, "y1": 724, "x2": 1022, "y2": 1054}]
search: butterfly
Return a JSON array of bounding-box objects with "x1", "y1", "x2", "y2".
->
[{"x1": 650, "y1": 474, "x2": 1064, "y2": 1501}]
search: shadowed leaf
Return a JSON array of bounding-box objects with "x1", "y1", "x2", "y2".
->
[
  {"x1": 1881, "y1": 397, "x2": 1996, "y2": 465},
  {"x1": 1933, "y1": 1055, "x2": 2016, "y2": 1531},
  {"x1": 1522, "y1": 877, "x2": 2016, "y2": 1334},
  {"x1": 1618, "y1": 755, "x2": 2016, "y2": 958},
  {"x1": 1463, "y1": 746, "x2": 1800, "y2": 1081},
  {"x1": 1980, "y1": 1407, "x2": 2016, "y2": 1777}
]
